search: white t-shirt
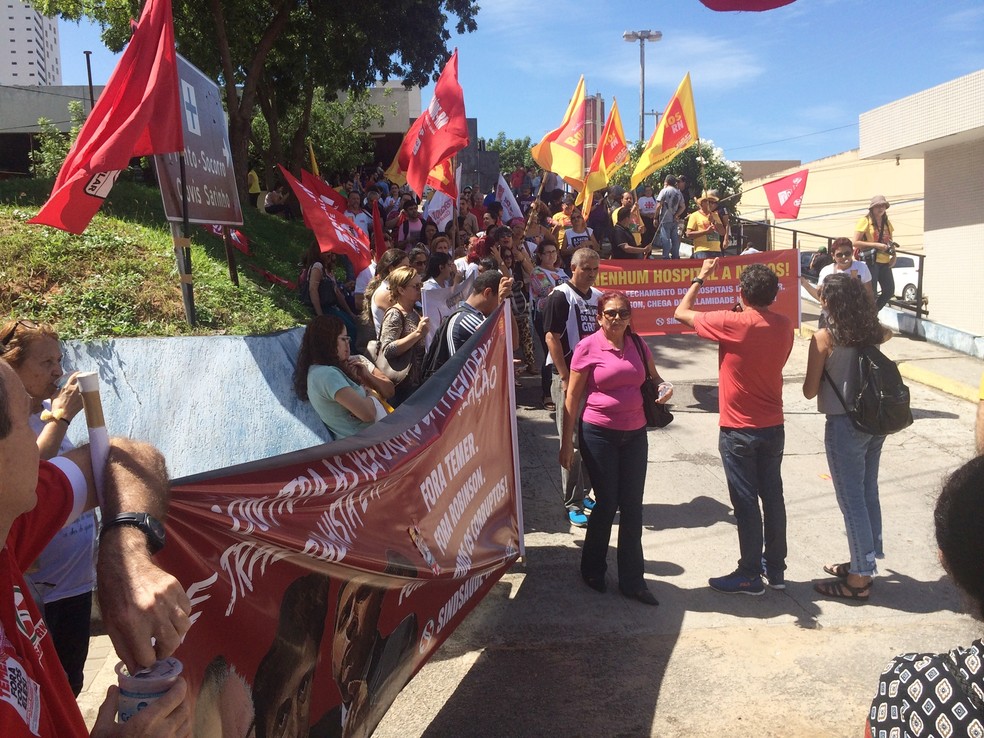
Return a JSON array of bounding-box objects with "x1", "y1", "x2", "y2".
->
[
  {"x1": 345, "y1": 208, "x2": 371, "y2": 236},
  {"x1": 818, "y1": 261, "x2": 872, "y2": 287},
  {"x1": 355, "y1": 263, "x2": 376, "y2": 296},
  {"x1": 637, "y1": 195, "x2": 658, "y2": 217}
]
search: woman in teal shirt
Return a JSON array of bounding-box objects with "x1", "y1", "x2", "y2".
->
[{"x1": 294, "y1": 316, "x2": 394, "y2": 440}]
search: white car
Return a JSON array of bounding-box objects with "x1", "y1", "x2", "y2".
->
[{"x1": 891, "y1": 256, "x2": 922, "y2": 303}]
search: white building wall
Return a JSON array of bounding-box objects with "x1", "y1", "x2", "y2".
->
[
  {"x1": 2, "y1": 1, "x2": 61, "y2": 86},
  {"x1": 922, "y1": 140, "x2": 984, "y2": 335}
]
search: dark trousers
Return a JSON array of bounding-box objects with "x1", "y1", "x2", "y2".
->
[
  {"x1": 579, "y1": 421, "x2": 649, "y2": 592},
  {"x1": 43, "y1": 591, "x2": 93, "y2": 696},
  {"x1": 870, "y1": 261, "x2": 895, "y2": 310},
  {"x1": 718, "y1": 426, "x2": 787, "y2": 577},
  {"x1": 531, "y1": 308, "x2": 551, "y2": 398}
]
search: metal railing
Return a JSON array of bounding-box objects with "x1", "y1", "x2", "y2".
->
[{"x1": 730, "y1": 216, "x2": 928, "y2": 319}]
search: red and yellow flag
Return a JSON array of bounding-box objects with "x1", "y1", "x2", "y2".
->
[
  {"x1": 577, "y1": 97, "x2": 629, "y2": 217},
  {"x1": 530, "y1": 76, "x2": 586, "y2": 191},
  {"x1": 631, "y1": 73, "x2": 698, "y2": 189}
]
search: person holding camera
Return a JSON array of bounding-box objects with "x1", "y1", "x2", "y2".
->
[{"x1": 853, "y1": 195, "x2": 898, "y2": 311}]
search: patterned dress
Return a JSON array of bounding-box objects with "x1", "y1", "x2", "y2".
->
[{"x1": 868, "y1": 640, "x2": 984, "y2": 737}]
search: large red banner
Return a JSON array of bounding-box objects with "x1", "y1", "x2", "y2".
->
[
  {"x1": 159, "y1": 305, "x2": 521, "y2": 737},
  {"x1": 596, "y1": 250, "x2": 800, "y2": 335}
]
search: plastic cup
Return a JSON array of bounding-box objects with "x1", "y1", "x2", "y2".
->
[
  {"x1": 657, "y1": 382, "x2": 673, "y2": 400},
  {"x1": 115, "y1": 657, "x2": 183, "y2": 723}
]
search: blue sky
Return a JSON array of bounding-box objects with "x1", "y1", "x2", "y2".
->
[{"x1": 59, "y1": 0, "x2": 984, "y2": 165}]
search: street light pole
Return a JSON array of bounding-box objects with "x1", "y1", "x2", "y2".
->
[{"x1": 622, "y1": 30, "x2": 662, "y2": 142}]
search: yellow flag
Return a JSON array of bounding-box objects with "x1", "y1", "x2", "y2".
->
[
  {"x1": 531, "y1": 76, "x2": 586, "y2": 191},
  {"x1": 631, "y1": 73, "x2": 698, "y2": 189},
  {"x1": 307, "y1": 139, "x2": 320, "y2": 178},
  {"x1": 577, "y1": 98, "x2": 630, "y2": 217}
]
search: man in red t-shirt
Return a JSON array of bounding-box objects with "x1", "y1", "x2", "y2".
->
[
  {"x1": 0, "y1": 361, "x2": 192, "y2": 736},
  {"x1": 675, "y1": 259, "x2": 794, "y2": 595}
]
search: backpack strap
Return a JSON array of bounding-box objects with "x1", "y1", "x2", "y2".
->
[{"x1": 821, "y1": 367, "x2": 852, "y2": 414}]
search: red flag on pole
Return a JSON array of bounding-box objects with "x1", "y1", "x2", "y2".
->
[
  {"x1": 762, "y1": 169, "x2": 809, "y2": 220},
  {"x1": 300, "y1": 169, "x2": 348, "y2": 211},
  {"x1": 279, "y1": 165, "x2": 372, "y2": 274},
  {"x1": 29, "y1": 0, "x2": 182, "y2": 234},
  {"x1": 391, "y1": 49, "x2": 469, "y2": 197},
  {"x1": 371, "y1": 200, "x2": 386, "y2": 261}
]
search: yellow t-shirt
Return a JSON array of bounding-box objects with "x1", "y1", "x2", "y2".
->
[
  {"x1": 686, "y1": 210, "x2": 723, "y2": 253},
  {"x1": 854, "y1": 215, "x2": 894, "y2": 265}
]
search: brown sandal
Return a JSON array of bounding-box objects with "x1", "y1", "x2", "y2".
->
[
  {"x1": 813, "y1": 578, "x2": 871, "y2": 601},
  {"x1": 823, "y1": 562, "x2": 850, "y2": 578}
]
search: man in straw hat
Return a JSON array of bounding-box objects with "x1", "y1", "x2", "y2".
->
[{"x1": 686, "y1": 192, "x2": 727, "y2": 260}]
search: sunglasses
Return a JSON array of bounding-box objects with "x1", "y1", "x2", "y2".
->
[
  {"x1": 0, "y1": 319, "x2": 39, "y2": 346},
  {"x1": 602, "y1": 309, "x2": 631, "y2": 320},
  {"x1": 833, "y1": 251, "x2": 852, "y2": 258}
]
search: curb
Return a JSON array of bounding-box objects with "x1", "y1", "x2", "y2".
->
[{"x1": 898, "y1": 362, "x2": 978, "y2": 403}]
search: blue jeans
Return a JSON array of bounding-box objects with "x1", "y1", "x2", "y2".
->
[
  {"x1": 579, "y1": 421, "x2": 649, "y2": 591},
  {"x1": 658, "y1": 219, "x2": 680, "y2": 259},
  {"x1": 718, "y1": 426, "x2": 787, "y2": 577},
  {"x1": 824, "y1": 413, "x2": 886, "y2": 576},
  {"x1": 869, "y1": 260, "x2": 895, "y2": 311}
]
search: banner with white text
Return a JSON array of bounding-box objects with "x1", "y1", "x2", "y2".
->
[
  {"x1": 596, "y1": 250, "x2": 800, "y2": 335},
  {"x1": 160, "y1": 304, "x2": 521, "y2": 738}
]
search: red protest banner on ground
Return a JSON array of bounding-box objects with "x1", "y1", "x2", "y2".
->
[
  {"x1": 29, "y1": 0, "x2": 182, "y2": 234},
  {"x1": 159, "y1": 304, "x2": 521, "y2": 738},
  {"x1": 280, "y1": 165, "x2": 372, "y2": 274},
  {"x1": 596, "y1": 250, "x2": 800, "y2": 335}
]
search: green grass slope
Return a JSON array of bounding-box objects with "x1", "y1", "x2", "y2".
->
[{"x1": 0, "y1": 177, "x2": 314, "y2": 339}]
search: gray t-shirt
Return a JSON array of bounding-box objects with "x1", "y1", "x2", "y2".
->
[{"x1": 655, "y1": 186, "x2": 683, "y2": 224}]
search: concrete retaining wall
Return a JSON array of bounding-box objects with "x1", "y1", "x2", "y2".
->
[{"x1": 62, "y1": 328, "x2": 331, "y2": 479}]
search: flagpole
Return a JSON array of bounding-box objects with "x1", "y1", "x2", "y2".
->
[
  {"x1": 697, "y1": 137, "x2": 707, "y2": 196},
  {"x1": 175, "y1": 152, "x2": 197, "y2": 326},
  {"x1": 450, "y1": 154, "x2": 460, "y2": 254}
]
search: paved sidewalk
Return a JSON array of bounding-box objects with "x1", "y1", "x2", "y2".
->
[{"x1": 77, "y1": 309, "x2": 983, "y2": 735}]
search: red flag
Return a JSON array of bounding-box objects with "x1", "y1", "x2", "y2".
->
[
  {"x1": 762, "y1": 169, "x2": 809, "y2": 220},
  {"x1": 300, "y1": 169, "x2": 348, "y2": 211},
  {"x1": 700, "y1": 0, "x2": 796, "y2": 10},
  {"x1": 29, "y1": 0, "x2": 182, "y2": 233},
  {"x1": 393, "y1": 49, "x2": 468, "y2": 197},
  {"x1": 202, "y1": 224, "x2": 250, "y2": 255},
  {"x1": 279, "y1": 165, "x2": 372, "y2": 274},
  {"x1": 371, "y1": 200, "x2": 386, "y2": 262}
]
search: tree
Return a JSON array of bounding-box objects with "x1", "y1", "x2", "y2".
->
[
  {"x1": 250, "y1": 88, "x2": 391, "y2": 183},
  {"x1": 610, "y1": 138, "x2": 743, "y2": 209},
  {"x1": 31, "y1": 101, "x2": 86, "y2": 177},
  {"x1": 484, "y1": 133, "x2": 534, "y2": 173},
  {"x1": 36, "y1": 0, "x2": 478, "y2": 199}
]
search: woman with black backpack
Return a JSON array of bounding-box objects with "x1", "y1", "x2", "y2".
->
[{"x1": 802, "y1": 273, "x2": 894, "y2": 602}]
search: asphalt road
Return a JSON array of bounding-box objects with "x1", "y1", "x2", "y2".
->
[{"x1": 375, "y1": 325, "x2": 981, "y2": 738}]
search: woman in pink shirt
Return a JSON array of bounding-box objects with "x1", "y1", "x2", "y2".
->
[{"x1": 560, "y1": 292, "x2": 672, "y2": 606}]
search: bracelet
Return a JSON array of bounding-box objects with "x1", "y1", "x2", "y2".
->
[
  {"x1": 691, "y1": 277, "x2": 704, "y2": 286},
  {"x1": 58, "y1": 416, "x2": 71, "y2": 426}
]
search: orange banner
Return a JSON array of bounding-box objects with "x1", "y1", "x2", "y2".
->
[{"x1": 596, "y1": 250, "x2": 800, "y2": 335}]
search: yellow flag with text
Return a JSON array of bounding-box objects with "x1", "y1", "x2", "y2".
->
[
  {"x1": 631, "y1": 73, "x2": 698, "y2": 189},
  {"x1": 531, "y1": 76, "x2": 586, "y2": 191},
  {"x1": 577, "y1": 98, "x2": 629, "y2": 217}
]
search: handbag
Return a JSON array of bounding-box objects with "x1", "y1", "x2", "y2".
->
[
  {"x1": 367, "y1": 308, "x2": 412, "y2": 384},
  {"x1": 630, "y1": 333, "x2": 673, "y2": 428}
]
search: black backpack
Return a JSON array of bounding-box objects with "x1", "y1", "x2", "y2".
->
[
  {"x1": 422, "y1": 305, "x2": 471, "y2": 379},
  {"x1": 297, "y1": 266, "x2": 337, "y2": 310},
  {"x1": 824, "y1": 345, "x2": 913, "y2": 436}
]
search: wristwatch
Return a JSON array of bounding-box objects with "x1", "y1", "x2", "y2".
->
[{"x1": 100, "y1": 512, "x2": 166, "y2": 554}]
